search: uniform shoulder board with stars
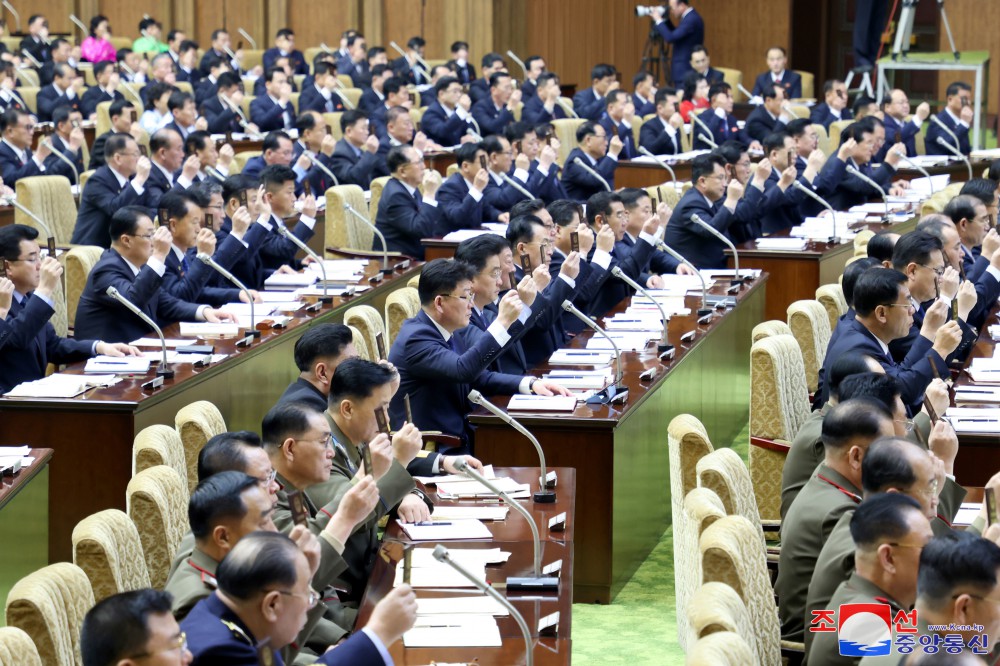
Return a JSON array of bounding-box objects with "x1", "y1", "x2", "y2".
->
[
  {"x1": 220, "y1": 619, "x2": 253, "y2": 647},
  {"x1": 255, "y1": 638, "x2": 274, "y2": 666}
]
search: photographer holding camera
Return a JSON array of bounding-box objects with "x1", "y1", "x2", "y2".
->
[{"x1": 642, "y1": 1, "x2": 705, "y2": 87}]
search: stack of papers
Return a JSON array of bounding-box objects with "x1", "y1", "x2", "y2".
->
[
  {"x1": 908, "y1": 174, "x2": 951, "y2": 196},
  {"x1": 0, "y1": 445, "x2": 34, "y2": 469},
  {"x1": 902, "y1": 155, "x2": 952, "y2": 168},
  {"x1": 954, "y1": 386, "x2": 1000, "y2": 404},
  {"x1": 428, "y1": 506, "x2": 510, "y2": 521},
  {"x1": 442, "y1": 229, "x2": 496, "y2": 242},
  {"x1": 138, "y1": 351, "x2": 229, "y2": 364},
  {"x1": 944, "y1": 407, "x2": 1000, "y2": 433},
  {"x1": 436, "y1": 477, "x2": 530, "y2": 500},
  {"x1": 263, "y1": 272, "x2": 318, "y2": 290},
  {"x1": 586, "y1": 333, "x2": 652, "y2": 351},
  {"x1": 4, "y1": 373, "x2": 119, "y2": 398},
  {"x1": 549, "y1": 349, "x2": 614, "y2": 366},
  {"x1": 507, "y1": 395, "x2": 578, "y2": 411},
  {"x1": 416, "y1": 595, "x2": 509, "y2": 616},
  {"x1": 129, "y1": 337, "x2": 195, "y2": 348},
  {"x1": 397, "y1": 519, "x2": 493, "y2": 541},
  {"x1": 179, "y1": 322, "x2": 243, "y2": 337},
  {"x1": 849, "y1": 202, "x2": 909, "y2": 214},
  {"x1": 543, "y1": 369, "x2": 611, "y2": 390},
  {"x1": 413, "y1": 465, "x2": 496, "y2": 485},
  {"x1": 953, "y1": 502, "x2": 981, "y2": 526},
  {"x1": 218, "y1": 303, "x2": 293, "y2": 329},
  {"x1": 756, "y1": 238, "x2": 809, "y2": 251},
  {"x1": 84, "y1": 356, "x2": 151, "y2": 374},
  {"x1": 403, "y1": 616, "x2": 502, "y2": 648}
]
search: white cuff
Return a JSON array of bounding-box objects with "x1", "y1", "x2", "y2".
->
[
  {"x1": 714, "y1": 106, "x2": 726, "y2": 119},
  {"x1": 255, "y1": 216, "x2": 273, "y2": 231},
  {"x1": 639, "y1": 231, "x2": 657, "y2": 246},
  {"x1": 132, "y1": 181, "x2": 145, "y2": 195},
  {"x1": 468, "y1": 186, "x2": 483, "y2": 202},
  {"x1": 986, "y1": 265, "x2": 1000, "y2": 282},
  {"x1": 216, "y1": 164, "x2": 230, "y2": 176},
  {"x1": 359, "y1": 627, "x2": 393, "y2": 665},
  {"x1": 592, "y1": 249, "x2": 612, "y2": 270},
  {"x1": 195, "y1": 305, "x2": 208, "y2": 321},
  {"x1": 487, "y1": 319, "x2": 511, "y2": 345},
  {"x1": 536, "y1": 163, "x2": 551, "y2": 177},
  {"x1": 146, "y1": 256, "x2": 166, "y2": 276},
  {"x1": 518, "y1": 376, "x2": 534, "y2": 394},
  {"x1": 298, "y1": 214, "x2": 316, "y2": 230},
  {"x1": 605, "y1": 153, "x2": 618, "y2": 162},
  {"x1": 456, "y1": 106, "x2": 469, "y2": 121},
  {"x1": 513, "y1": 168, "x2": 530, "y2": 183},
  {"x1": 176, "y1": 174, "x2": 193, "y2": 189},
  {"x1": 33, "y1": 155, "x2": 46, "y2": 170},
  {"x1": 421, "y1": 196, "x2": 438, "y2": 207},
  {"x1": 517, "y1": 305, "x2": 532, "y2": 324},
  {"x1": 558, "y1": 273, "x2": 576, "y2": 288}
]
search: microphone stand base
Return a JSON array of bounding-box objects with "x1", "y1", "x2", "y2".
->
[
  {"x1": 506, "y1": 576, "x2": 560, "y2": 591},
  {"x1": 828, "y1": 236, "x2": 841, "y2": 246},
  {"x1": 729, "y1": 279, "x2": 743, "y2": 287},
  {"x1": 156, "y1": 367, "x2": 175, "y2": 379},
  {"x1": 697, "y1": 308, "x2": 712, "y2": 317},
  {"x1": 656, "y1": 342, "x2": 673, "y2": 354},
  {"x1": 317, "y1": 296, "x2": 335, "y2": 304},
  {"x1": 533, "y1": 490, "x2": 557, "y2": 503},
  {"x1": 247, "y1": 330, "x2": 262, "y2": 338},
  {"x1": 585, "y1": 384, "x2": 627, "y2": 405}
]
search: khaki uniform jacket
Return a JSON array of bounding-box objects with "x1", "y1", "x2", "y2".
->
[
  {"x1": 807, "y1": 572, "x2": 907, "y2": 666},
  {"x1": 777, "y1": 463, "x2": 863, "y2": 642}
]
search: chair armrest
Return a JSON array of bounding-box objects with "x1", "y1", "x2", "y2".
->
[
  {"x1": 750, "y1": 436, "x2": 791, "y2": 454},
  {"x1": 780, "y1": 641, "x2": 805, "y2": 666}
]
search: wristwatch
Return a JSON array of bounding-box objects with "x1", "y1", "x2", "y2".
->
[{"x1": 528, "y1": 377, "x2": 539, "y2": 394}]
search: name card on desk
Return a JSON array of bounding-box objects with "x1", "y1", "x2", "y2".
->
[
  {"x1": 543, "y1": 559, "x2": 563, "y2": 576},
  {"x1": 549, "y1": 512, "x2": 567, "y2": 532},
  {"x1": 549, "y1": 349, "x2": 614, "y2": 366},
  {"x1": 507, "y1": 395, "x2": 578, "y2": 412},
  {"x1": 179, "y1": 322, "x2": 242, "y2": 337},
  {"x1": 538, "y1": 611, "x2": 560, "y2": 636}
]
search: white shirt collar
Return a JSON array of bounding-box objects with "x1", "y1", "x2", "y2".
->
[
  {"x1": 772, "y1": 70, "x2": 786, "y2": 81},
  {"x1": 170, "y1": 244, "x2": 186, "y2": 262},
  {"x1": 945, "y1": 107, "x2": 961, "y2": 124},
  {"x1": 658, "y1": 116, "x2": 677, "y2": 136},
  {"x1": 153, "y1": 160, "x2": 174, "y2": 182},
  {"x1": 122, "y1": 255, "x2": 142, "y2": 277},
  {"x1": 400, "y1": 179, "x2": 418, "y2": 197},
  {"x1": 2, "y1": 138, "x2": 25, "y2": 161},
  {"x1": 108, "y1": 165, "x2": 129, "y2": 187},
  {"x1": 427, "y1": 313, "x2": 452, "y2": 342}
]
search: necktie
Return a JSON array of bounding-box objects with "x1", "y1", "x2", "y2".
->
[
  {"x1": 448, "y1": 335, "x2": 461, "y2": 354},
  {"x1": 180, "y1": 255, "x2": 189, "y2": 276},
  {"x1": 413, "y1": 188, "x2": 422, "y2": 206},
  {"x1": 722, "y1": 117, "x2": 729, "y2": 134}
]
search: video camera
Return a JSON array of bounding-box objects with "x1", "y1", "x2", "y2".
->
[{"x1": 635, "y1": 5, "x2": 666, "y2": 17}]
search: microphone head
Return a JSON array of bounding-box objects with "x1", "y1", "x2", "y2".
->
[
  {"x1": 936, "y1": 137, "x2": 949, "y2": 146},
  {"x1": 432, "y1": 544, "x2": 449, "y2": 562},
  {"x1": 196, "y1": 252, "x2": 212, "y2": 263},
  {"x1": 560, "y1": 299, "x2": 574, "y2": 312},
  {"x1": 572, "y1": 157, "x2": 584, "y2": 167},
  {"x1": 467, "y1": 389, "x2": 483, "y2": 404},
  {"x1": 638, "y1": 146, "x2": 653, "y2": 157},
  {"x1": 342, "y1": 203, "x2": 351, "y2": 210},
  {"x1": 610, "y1": 266, "x2": 624, "y2": 278},
  {"x1": 105, "y1": 286, "x2": 119, "y2": 298},
  {"x1": 451, "y1": 457, "x2": 469, "y2": 472},
  {"x1": 690, "y1": 213, "x2": 704, "y2": 225}
]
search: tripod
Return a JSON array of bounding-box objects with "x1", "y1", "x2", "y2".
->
[
  {"x1": 640, "y1": 26, "x2": 670, "y2": 86},
  {"x1": 892, "y1": 0, "x2": 959, "y2": 61}
]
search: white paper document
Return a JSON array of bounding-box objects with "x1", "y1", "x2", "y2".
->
[
  {"x1": 954, "y1": 386, "x2": 1000, "y2": 404},
  {"x1": 84, "y1": 356, "x2": 151, "y2": 374},
  {"x1": 756, "y1": 238, "x2": 808, "y2": 251},
  {"x1": 426, "y1": 506, "x2": 510, "y2": 521},
  {"x1": 397, "y1": 519, "x2": 493, "y2": 541},
  {"x1": 403, "y1": 617, "x2": 502, "y2": 648},
  {"x1": 548, "y1": 349, "x2": 614, "y2": 366},
  {"x1": 129, "y1": 338, "x2": 195, "y2": 348},
  {"x1": 412, "y1": 465, "x2": 496, "y2": 485},
  {"x1": 436, "y1": 478, "x2": 530, "y2": 499},
  {"x1": 263, "y1": 272, "x2": 318, "y2": 289},
  {"x1": 4, "y1": 373, "x2": 119, "y2": 398},
  {"x1": 416, "y1": 596, "x2": 509, "y2": 616},
  {"x1": 954, "y1": 503, "x2": 981, "y2": 526},
  {"x1": 944, "y1": 407, "x2": 1000, "y2": 433},
  {"x1": 507, "y1": 395, "x2": 578, "y2": 411},
  {"x1": 179, "y1": 322, "x2": 243, "y2": 337}
]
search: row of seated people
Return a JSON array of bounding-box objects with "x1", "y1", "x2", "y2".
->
[{"x1": 771, "y1": 184, "x2": 1000, "y2": 662}]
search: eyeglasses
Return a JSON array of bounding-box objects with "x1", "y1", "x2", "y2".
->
[
  {"x1": 887, "y1": 541, "x2": 926, "y2": 551},
  {"x1": 484, "y1": 268, "x2": 503, "y2": 278},
  {"x1": 10, "y1": 255, "x2": 40, "y2": 264},
  {"x1": 895, "y1": 418, "x2": 916, "y2": 433},
  {"x1": 911, "y1": 477, "x2": 939, "y2": 499},
  {"x1": 441, "y1": 293, "x2": 472, "y2": 302},
  {"x1": 274, "y1": 588, "x2": 319, "y2": 608},
  {"x1": 127, "y1": 233, "x2": 155, "y2": 241},
  {"x1": 128, "y1": 632, "x2": 187, "y2": 659},
  {"x1": 884, "y1": 302, "x2": 916, "y2": 313},
  {"x1": 954, "y1": 593, "x2": 1000, "y2": 607},
  {"x1": 920, "y1": 264, "x2": 946, "y2": 277},
  {"x1": 301, "y1": 432, "x2": 333, "y2": 449},
  {"x1": 259, "y1": 468, "x2": 277, "y2": 487}
]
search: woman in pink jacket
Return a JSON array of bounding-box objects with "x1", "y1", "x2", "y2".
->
[{"x1": 80, "y1": 15, "x2": 116, "y2": 63}]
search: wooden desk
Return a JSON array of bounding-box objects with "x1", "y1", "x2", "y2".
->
[
  {"x1": 952, "y1": 303, "x2": 1000, "y2": 486},
  {"x1": 0, "y1": 449, "x2": 52, "y2": 626},
  {"x1": 726, "y1": 216, "x2": 919, "y2": 321},
  {"x1": 357, "y1": 468, "x2": 574, "y2": 665},
  {"x1": 470, "y1": 276, "x2": 766, "y2": 603},
  {"x1": 0, "y1": 263, "x2": 420, "y2": 562}
]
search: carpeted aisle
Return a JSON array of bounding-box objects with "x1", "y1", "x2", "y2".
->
[{"x1": 570, "y1": 422, "x2": 751, "y2": 664}]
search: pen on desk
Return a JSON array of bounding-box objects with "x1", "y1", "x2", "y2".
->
[{"x1": 412, "y1": 521, "x2": 451, "y2": 526}]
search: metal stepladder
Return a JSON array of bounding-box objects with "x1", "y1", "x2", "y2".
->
[
  {"x1": 892, "y1": 0, "x2": 960, "y2": 62},
  {"x1": 845, "y1": 67, "x2": 875, "y2": 99}
]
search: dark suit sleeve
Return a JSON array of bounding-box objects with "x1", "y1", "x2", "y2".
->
[
  {"x1": 571, "y1": 91, "x2": 604, "y2": 121},
  {"x1": 316, "y1": 629, "x2": 384, "y2": 665},
  {"x1": 403, "y1": 325, "x2": 509, "y2": 384},
  {"x1": 472, "y1": 102, "x2": 514, "y2": 136},
  {"x1": 202, "y1": 100, "x2": 239, "y2": 134},
  {"x1": 789, "y1": 74, "x2": 802, "y2": 99},
  {"x1": 329, "y1": 144, "x2": 379, "y2": 187},
  {"x1": 437, "y1": 181, "x2": 485, "y2": 232},
  {"x1": 0, "y1": 148, "x2": 44, "y2": 183},
  {"x1": 421, "y1": 106, "x2": 472, "y2": 145},
  {"x1": 249, "y1": 97, "x2": 286, "y2": 131},
  {"x1": 0, "y1": 297, "x2": 62, "y2": 349},
  {"x1": 84, "y1": 172, "x2": 148, "y2": 219},
  {"x1": 382, "y1": 190, "x2": 441, "y2": 246}
]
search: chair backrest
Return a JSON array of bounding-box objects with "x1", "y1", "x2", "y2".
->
[
  {"x1": 750, "y1": 334, "x2": 810, "y2": 441},
  {"x1": 340, "y1": 87, "x2": 363, "y2": 109},
  {"x1": 15, "y1": 176, "x2": 78, "y2": 246},
  {"x1": 697, "y1": 448, "x2": 765, "y2": 543},
  {"x1": 700, "y1": 515, "x2": 781, "y2": 665},
  {"x1": 687, "y1": 582, "x2": 755, "y2": 646},
  {"x1": 239, "y1": 49, "x2": 265, "y2": 72},
  {"x1": 645, "y1": 184, "x2": 680, "y2": 208},
  {"x1": 716, "y1": 67, "x2": 744, "y2": 101},
  {"x1": 72, "y1": 509, "x2": 151, "y2": 602},
  {"x1": 345, "y1": 304, "x2": 386, "y2": 359},
  {"x1": 369, "y1": 176, "x2": 392, "y2": 221},
  {"x1": 787, "y1": 104, "x2": 811, "y2": 121},
  {"x1": 446, "y1": 163, "x2": 459, "y2": 178},
  {"x1": 0, "y1": 626, "x2": 42, "y2": 666},
  {"x1": 78, "y1": 169, "x2": 96, "y2": 193},
  {"x1": 794, "y1": 70, "x2": 815, "y2": 99},
  {"x1": 17, "y1": 87, "x2": 39, "y2": 114},
  {"x1": 751, "y1": 320, "x2": 792, "y2": 344},
  {"x1": 322, "y1": 111, "x2": 345, "y2": 141},
  {"x1": 811, "y1": 123, "x2": 829, "y2": 155},
  {"x1": 132, "y1": 424, "x2": 188, "y2": 481},
  {"x1": 386, "y1": 287, "x2": 420, "y2": 346},
  {"x1": 348, "y1": 324, "x2": 373, "y2": 361},
  {"x1": 174, "y1": 401, "x2": 227, "y2": 493},
  {"x1": 828, "y1": 119, "x2": 853, "y2": 152},
  {"x1": 409, "y1": 107, "x2": 425, "y2": 129},
  {"x1": 288, "y1": 92, "x2": 300, "y2": 114},
  {"x1": 232, "y1": 150, "x2": 261, "y2": 175},
  {"x1": 325, "y1": 185, "x2": 374, "y2": 252},
  {"x1": 64, "y1": 246, "x2": 104, "y2": 328},
  {"x1": 551, "y1": 118, "x2": 585, "y2": 164},
  {"x1": 16, "y1": 68, "x2": 39, "y2": 88},
  {"x1": 126, "y1": 466, "x2": 190, "y2": 589},
  {"x1": 815, "y1": 284, "x2": 847, "y2": 331},
  {"x1": 674, "y1": 487, "x2": 726, "y2": 650},
  {"x1": 407, "y1": 273, "x2": 420, "y2": 289},
  {"x1": 5, "y1": 562, "x2": 95, "y2": 666},
  {"x1": 786, "y1": 300, "x2": 833, "y2": 393},
  {"x1": 685, "y1": 631, "x2": 756, "y2": 666},
  {"x1": 45, "y1": 261, "x2": 68, "y2": 338},
  {"x1": 668, "y1": 414, "x2": 714, "y2": 513}
]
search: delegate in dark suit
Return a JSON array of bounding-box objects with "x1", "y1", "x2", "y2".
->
[
  {"x1": 420, "y1": 101, "x2": 474, "y2": 148},
  {"x1": 162, "y1": 244, "x2": 242, "y2": 306},
  {"x1": 876, "y1": 113, "x2": 921, "y2": 162},
  {"x1": 471, "y1": 98, "x2": 515, "y2": 137},
  {"x1": 639, "y1": 116, "x2": 681, "y2": 155},
  {"x1": 213, "y1": 217, "x2": 266, "y2": 289},
  {"x1": 818, "y1": 156, "x2": 895, "y2": 212},
  {"x1": 182, "y1": 593, "x2": 385, "y2": 666},
  {"x1": 809, "y1": 103, "x2": 852, "y2": 130},
  {"x1": 549, "y1": 247, "x2": 612, "y2": 335},
  {"x1": 745, "y1": 105, "x2": 786, "y2": 143},
  {"x1": 585, "y1": 235, "x2": 656, "y2": 317},
  {"x1": 252, "y1": 77, "x2": 298, "y2": 98},
  {"x1": 663, "y1": 187, "x2": 741, "y2": 268},
  {"x1": 599, "y1": 117, "x2": 637, "y2": 159},
  {"x1": 0, "y1": 140, "x2": 46, "y2": 184},
  {"x1": 298, "y1": 84, "x2": 346, "y2": 115},
  {"x1": 752, "y1": 71, "x2": 803, "y2": 99},
  {"x1": 698, "y1": 109, "x2": 753, "y2": 149},
  {"x1": 358, "y1": 88, "x2": 384, "y2": 115},
  {"x1": 632, "y1": 93, "x2": 656, "y2": 117},
  {"x1": 387, "y1": 309, "x2": 523, "y2": 447},
  {"x1": 74, "y1": 248, "x2": 202, "y2": 343},
  {"x1": 263, "y1": 47, "x2": 307, "y2": 75},
  {"x1": 248, "y1": 94, "x2": 294, "y2": 133},
  {"x1": 0, "y1": 294, "x2": 95, "y2": 392},
  {"x1": 570, "y1": 89, "x2": 606, "y2": 122},
  {"x1": 373, "y1": 177, "x2": 443, "y2": 259},
  {"x1": 256, "y1": 214, "x2": 315, "y2": 274},
  {"x1": 44, "y1": 133, "x2": 85, "y2": 182},
  {"x1": 654, "y1": 8, "x2": 705, "y2": 86},
  {"x1": 19, "y1": 35, "x2": 49, "y2": 64},
  {"x1": 329, "y1": 138, "x2": 379, "y2": 189},
  {"x1": 199, "y1": 95, "x2": 244, "y2": 134},
  {"x1": 924, "y1": 109, "x2": 971, "y2": 155},
  {"x1": 71, "y1": 166, "x2": 153, "y2": 247},
  {"x1": 35, "y1": 85, "x2": 82, "y2": 122},
  {"x1": 521, "y1": 95, "x2": 567, "y2": 125},
  {"x1": 482, "y1": 174, "x2": 529, "y2": 219},
  {"x1": 561, "y1": 147, "x2": 617, "y2": 202},
  {"x1": 758, "y1": 167, "x2": 807, "y2": 234},
  {"x1": 80, "y1": 86, "x2": 123, "y2": 118},
  {"x1": 435, "y1": 173, "x2": 486, "y2": 232}
]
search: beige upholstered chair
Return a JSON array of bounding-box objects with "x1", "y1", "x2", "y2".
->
[
  {"x1": 551, "y1": 119, "x2": 586, "y2": 164},
  {"x1": 685, "y1": 631, "x2": 756, "y2": 666},
  {"x1": 232, "y1": 151, "x2": 261, "y2": 175},
  {"x1": 72, "y1": 509, "x2": 151, "y2": 602},
  {"x1": 239, "y1": 50, "x2": 264, "y2": 71},
  {"x1": 787, "y1": 300, "x2": 832, "y2": 393},
  {"x1": 132, "y1": 424, "x2": 187, "y2": 481},
  {"x1": 407, "y1": 274, "x2": 420, "y2": 289},
  {"x1": 369, "y1": 176, "x2": 391, "y2": 222},
  {"x1": 15, "y1": 177, "x2": 78, "y2": 245},
  {"x1": 644, "y1": 184, "x2": 680, "y2": 208},
  {"x1": 338, "y1": 87, "x2": 363, "y2": 109},
  {"x1": 289, "y1": 92, "x2": 300, "y2": 114},
  {"x1": 174, "y1": 401, "x2": 227, "y2": 493},
  {"x1": 127, "y1": 466, "x2": 190, "y2": 589},
  {"x1": 853, "y1": 229, "x2": 876, "y2": 257},
  {"x1": 64, "y1": 246, "x2": 104, "y2": 329},
  {"x1": 345, "y1": 305, "x2": 386, "y2": 359},
  {"x1": 716, "y1": 67, "x2": 744, "y2": 101},
  {"x1": 751, "y1": 320, "x2": 792, "y2": 343},
  {"x1": 697, "y1": 448, "x2": 769, "y2": 538},
  {"x1": 322, "y1": 112, "x2": 345, "y2": 141},
  {"x1": 828, "y1": 119, "x2": 853, "y2": 152},
  {"x1": 348, "y1": 324, "x2": 373, "y2": 361},
  {"x1": 687, "y1": 582, "x2": 755, "y2": 648},
  {"x1": 749, "y1": 335, "x2": 810, "y2": 521},
  {"x1": 700, "y1": 515, "x2": 784, "y2": 664},
  {"x1": 811, "y1": 124, "x2": 829, "y2": 155},
  {"x1": 15, "y1": 68, "x2": 39, "y2": 88},
  {"x1": 795, "y1": 70, "x2": 815, "y2": 99},
  {"x1": 816, "y1": 284, "x2": 848, "y2": 331},
  {"x1": 786, "y1": 104, "x2": 811, "y2": 121},
  {"x1": 674, "y1": 487, "x2": 726, "y2": 650},
  {"x1": 5, "y1": 562, "x2": 95, "y2": 666},
  {"x1": 17, "y1": 87, "x2": 39, "y2": 114},
  {"x1": 78, "y1": 169, "x2": 96, "y2": 194},
  {"x1": 386, "y1": 287, "x2": 420, "y2": 345},
  {"x1": 336, "y1": 74, "x2": 354, "y2": 89},
  {"x1": 0, "y1": 626, "x2": 42, "y2": 665},
  {"x1": 667, "y1": 413, "x2": 714, "y2": 649},
  {"x1": 324, "y1": 185, "x2": 403, "y2": 260}
]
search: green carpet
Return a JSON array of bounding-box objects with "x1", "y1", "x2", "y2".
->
[{"x1": 570, "y1": 422, "x2": 751, "y2": 664}]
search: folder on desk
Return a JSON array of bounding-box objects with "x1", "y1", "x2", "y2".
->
[
  {"x1": 416, "y1": 596, "x2": 509, "y2": 616},
  {"x1": 397, "y1": 518, "x2": 493, "y2": 540},
  {"x1": 507, "y1": 395, "x2": 578, "y2": 411},
  {"x1": 84, "y1": 356, "x2": 152, "y2": 374},
  {"x1": 403, "y1": 617, "x2": 502, "y2": 648},
  {"x1": 263, "y1": 272, "x2": 318, "y2": 289},
  {"x1": 405, "y1": 547, "x2": 510, "y2": 568},
  {"x1": 954, "y1": 386, "x2": 1000, "y2": 404},
  {"x1": 179, "y1": 322, "x2": 243, "y2": 337},
  {"x1": 4, "y1": 373, "x2": 119, "y2": 398},
  {"x1": 436, "y1": 478, "x2": 530, "y2": 499},
  {"x1": 548, "y1": 349, "x2": 614, "y2": 366}
]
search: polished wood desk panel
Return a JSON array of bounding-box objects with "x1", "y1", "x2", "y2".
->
[
  {"x1": 726, "y1": 216, "x2": 919, "y2": 321},
  {"x1": 357, "y1": 468, "x2": 574, "y2": 665},
  {"x1": 952, "y1": 303, "x2": 1000, "y2": 486},
  {"x1": 0, "y1": 449, "x2": 52, "y2": 627},
  {"x1": 0, "y1": 263, "x2": 420, "y2": 562},
  {"x1": 470, "y1": 278, "x2": 766, "y2": 603}
]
